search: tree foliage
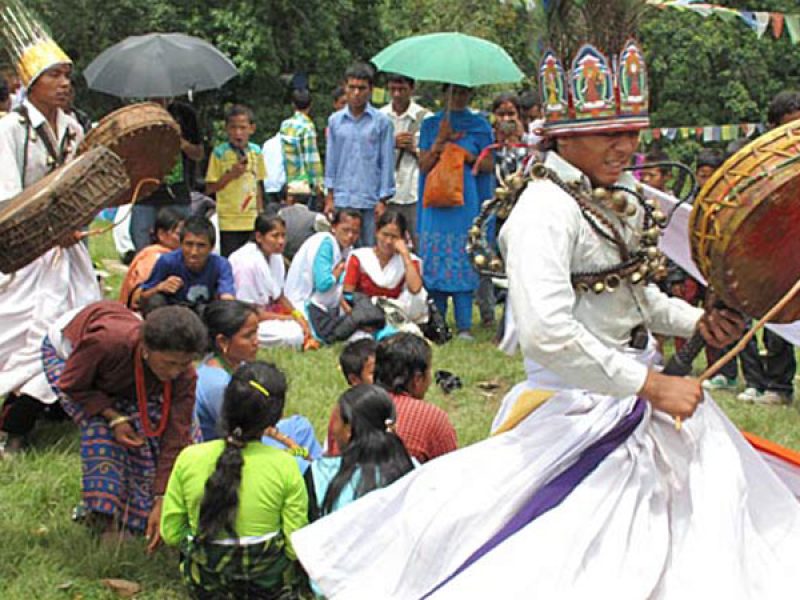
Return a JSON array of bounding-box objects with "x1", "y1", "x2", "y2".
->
[
  {"x1": 27, "y1": 0, "x2": 387, "y2": 142},
  {"x1": 640, "y1": 1, "x2": 800, "y2": 127},
  {"x1": 16, "y1": 0, "x2": 800, "y2": 150}
]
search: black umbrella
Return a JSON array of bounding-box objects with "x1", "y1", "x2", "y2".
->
[{"x1": 84, "y1": 32, "x2": 237, "y2": 98}]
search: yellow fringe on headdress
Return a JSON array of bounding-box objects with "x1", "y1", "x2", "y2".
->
[
  {"x1": 1, "y1": 0, "x2": 72, "y2": 87},
  {"x1": 17, "y1": 39, "x2": 71, "y2": 87}
]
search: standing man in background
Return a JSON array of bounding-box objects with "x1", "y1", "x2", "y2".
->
[
  {"x1": 280, "y1": 88, "x2": 323, "y2": 209},
  {"x1": 380, "y1": 74, "x2": 429, "y2": 249},
  {"x1": 324, "y1": 63, "x2": 395, "y2": 247}
]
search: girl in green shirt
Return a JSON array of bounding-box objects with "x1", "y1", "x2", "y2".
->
[{"x1": 161, "y1": 361, "x2": 311, "y2": 599}]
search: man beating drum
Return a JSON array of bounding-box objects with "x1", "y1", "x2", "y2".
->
[{"x1": 0, "y1": 4, "x2": 102, "y2": 454}]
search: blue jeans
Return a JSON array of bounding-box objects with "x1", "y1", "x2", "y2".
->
[
  {"x1": 350, "y1": 207, "x2": 376, "y2": 247},
  {"x1": 430, "y1": 290, "x2": 474, "y2": 333},
  {"x1": 130, "y1": 204, "x2": 190, "y2": 251}
]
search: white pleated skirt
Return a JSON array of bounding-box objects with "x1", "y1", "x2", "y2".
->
[{"x1": 292, "y1": 386, "x2": 800, "y2": 599}]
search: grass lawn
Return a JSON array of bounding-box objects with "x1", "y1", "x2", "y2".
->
[{"x1": 2, "y1": 223, "x2": 799, "y2": 598}]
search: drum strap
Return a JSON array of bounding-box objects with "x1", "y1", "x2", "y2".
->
[{"x1": 13, "y1": 105, "x2": 74, "y2": 187}]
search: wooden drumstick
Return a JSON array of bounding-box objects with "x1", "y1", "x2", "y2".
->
[{"x1": 665, "y1": 278, "x2": 800, "y2": 432}]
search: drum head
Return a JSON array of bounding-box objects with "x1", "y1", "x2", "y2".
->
[
  {"x1": 718, "y1": 168, "x2": 800, "y2": 322},
  {"x1": 79, "y1": 103, "x2": 181, "y2": 206}
]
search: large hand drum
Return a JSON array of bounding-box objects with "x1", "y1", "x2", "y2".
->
[
  {"x1": 78, "y1": 102, "x2": 181, "y2": 206},
  {"x1": 690, "y1": 121, "x2": 800, "y2": 322},
  {"x1": 0, "y1": 146, "x2": 130, "y2": 273}
]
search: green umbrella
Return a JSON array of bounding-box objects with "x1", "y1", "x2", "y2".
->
[{"x1": 371, "y1": 32, "x2": 524, "y2": 87}]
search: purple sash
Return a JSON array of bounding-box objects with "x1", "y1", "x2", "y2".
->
[{"x1": 422, "y1": 398, "x2": 646, "y2": 598}]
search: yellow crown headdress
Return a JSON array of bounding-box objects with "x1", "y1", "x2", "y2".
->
[{"x1": 0, "y1": 1, "x2": 71, "y2": 88}]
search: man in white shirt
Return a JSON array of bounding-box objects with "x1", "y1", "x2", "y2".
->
[
  {"x1": 379, "y1": 74, "x2": 429, "y2": 249},
  {"x1": 288, "y1": 43, "x2": 800, "y2": 600},
  {"x1": 0, "y1": 19, "x2": 100, "y2": 453}
]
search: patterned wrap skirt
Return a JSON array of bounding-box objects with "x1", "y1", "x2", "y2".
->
[
  {"x1": 42, "y1": 336, "x2": 162, "y2": 532},
  {"x1": 180, "y1": 533, "x2": 311, "y2": 600}
]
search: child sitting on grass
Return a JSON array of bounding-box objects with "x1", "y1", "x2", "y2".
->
[
  {"x1": 374, "y1": 332, "x2": 457, "y2": 463},
  {"x1": 325, "y1": 338, "x2": 377, "y2": 454},
  {"x1": 161, "y1": 361, "x2": 310, "y2": 599}
]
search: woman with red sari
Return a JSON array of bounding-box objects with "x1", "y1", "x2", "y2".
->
[{"x1": 43, "y1": 301, "x2": 207, "y2": 550}]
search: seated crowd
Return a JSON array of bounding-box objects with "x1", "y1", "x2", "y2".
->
[
  {"x1": 4, "y1": 198, "x2": 460, "y2": 597},
  {"x1": 42, "y1": 293, "x2": 455, "y2": 597}
]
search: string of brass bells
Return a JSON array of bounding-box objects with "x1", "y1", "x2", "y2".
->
[{"x1": 466, "y1": 161, "x2": 670, "y2": 294}]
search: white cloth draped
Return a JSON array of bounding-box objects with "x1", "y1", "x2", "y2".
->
[{"x1": 0, "y1": 102, "x2": 100, "y2": 403}]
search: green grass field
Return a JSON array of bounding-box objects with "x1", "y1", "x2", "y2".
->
[{"x1": 2, "y1": 224, "x2": 799, "y2": 598}]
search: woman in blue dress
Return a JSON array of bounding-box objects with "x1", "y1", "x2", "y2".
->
[{"x1": 417, "y1": 85, "x2": 494, "y2": 339}]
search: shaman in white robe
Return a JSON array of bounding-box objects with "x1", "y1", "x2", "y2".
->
[
  {"x1": 0, "y1": 101, "x2": 100, "y2": 404},
  {"x1": 290, "y1": 151, "x2": 800, "y2": 599}
]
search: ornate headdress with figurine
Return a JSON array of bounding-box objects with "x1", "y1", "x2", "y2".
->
[
  {"x1": 0, "y1": 0, "x2": 72, "y2": 88},
  {"x1": 539, "y1": 39, "x2": 649, "y2": 137}
]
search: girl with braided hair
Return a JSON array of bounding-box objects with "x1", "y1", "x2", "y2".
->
[{"x1": 161, "y1": 361, "x2": 310, "y2": 599}]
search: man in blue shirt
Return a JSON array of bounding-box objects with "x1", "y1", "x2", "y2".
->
[
  {"x1": 324, "y1": 63, "x2": 396, "y2": 246},
  {"x1": 138, "y1": 216, "x2": 236, "y2": 309}
]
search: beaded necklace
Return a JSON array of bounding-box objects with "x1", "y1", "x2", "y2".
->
[{"x1": 135, "y1": 347, "x2": 173, "y2": 438}]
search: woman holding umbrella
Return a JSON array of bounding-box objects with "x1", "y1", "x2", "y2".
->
[
  {"x1": 370, "y1": 33, "x2": 521, "y2": 339},
  {"x1": 418, "y1": 84, "x2": 494, "y2": 339}
]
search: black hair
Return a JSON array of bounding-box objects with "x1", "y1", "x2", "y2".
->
[
  {"x1": 519, "y1": 90, "x2": 540, "y2": 112},
  {"x1": 644, "y1": 149, "x2": 670, "y2": 175},
  {"x1": 374, "y1": 332, "x2": 432, "y2": 395},
  {"x1": 150, "y1": 207, "x2": 184, "y2": 245},
  {"x1": 291, "y1": 88, "x2": 312, "y2": 110},
  {"x1": 332, "y1": 208, "x2": 363, "y2": 225},
  {"x1": 724, "y1": 138, "x2": 749, "y2": 160},
  {"x1": 180, "y1": 215, "x2": 216, "y2": 246},
  {"x1": 0, "y1": 78, "x2": 8, "y2": 104},
  {"x1": 441, "y1": 83, "x2": 472, "y2": 94},
  {"x1": 142, "y1": 305, "x2": 208, "y2": 354},
  {"x1": 332, "y1": 86, "x2": 346, "y2": 102},
  {"x1": 491, "y1": 92, "x2": 521, "y2": 116},
  {"x1": 225, "y1": 103, "x2": 255, "y2": 124},
  {"x1": 197, "y1": 361, "x2": 288, "y2": 540},
  {"x1": 201, "y1": 299, "x2": 258, "y2": 353},
  {"x1": 695, "y1": 149, "x2": 722, "y2": 171},
  {"x1": 375, "y1": 210, "x2": 408, "y2": 238},
  {"x1": 767, "y1": 90, "x2": 800, "y2": 127},
  {"x1": 344, "y1": 62, "x2": 375, "y2": 86},
  {"x1": 339, "y1": 338, "x2": 377, "y2": 383},
  {"x1": 386, "y1": 73, "x2": 414, "y2": 87},
  {"x1": 254, "y1": 213, "x2": 286, "y2": 235},
  {"x1": 322, "y1": 384, "x2": 413, "y2": 515}
]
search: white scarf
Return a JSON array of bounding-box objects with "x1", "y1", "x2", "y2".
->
[{"x1": 350, "y1": 247, "x2": 410, "y2": 290}]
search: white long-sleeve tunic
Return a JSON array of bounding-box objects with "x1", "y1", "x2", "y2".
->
[
  {"x1": 0, "y1": 101, "x2": 100, "y2": 402},
  {"x1": 500, "y1": 151, "x2": 704, "y2": 398}
]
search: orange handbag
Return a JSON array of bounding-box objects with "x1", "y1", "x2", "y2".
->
[{"x1": 422, "y1": 143, "x2": 468, "y2": 208}]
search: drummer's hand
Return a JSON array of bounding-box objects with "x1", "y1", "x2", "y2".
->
[
  {"x1": 157, "y1": 276, "x2": 183, "y2": 295},
  {"x1": 57, "y1": 230, "x2": 83, "y2": 248},
  {"x1": 697, "y1": 308, "x2": 745, "y2": 348},
  {"x1": 639, "y1": 369, "x2": 703, "y2": 421},
  {"x1": 112, "y1": 421, "x2": 145, "y2": 448}
]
